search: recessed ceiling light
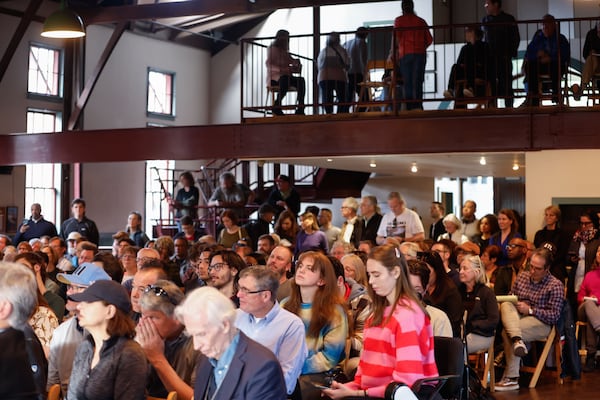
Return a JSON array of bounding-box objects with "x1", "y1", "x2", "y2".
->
[
  {"x1": 326, "y1": 158, "x2": 333, "y2": 162},
  {"x1": 479, "y1": 156, "x2": 486, "y2": 166},
  {"x1": 411, "y1": 162, "x2": 418, "y2": 173},
  {"x1": 369, "y1": 161, "x2": 377, "y2": 168},
  {"x1": 512, "y1": 163, "x2": 519, "y2": 171}
]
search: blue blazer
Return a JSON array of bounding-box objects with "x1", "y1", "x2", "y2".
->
[{"x1": 193, "y1": 331, "x2": 287, "y2": 400}]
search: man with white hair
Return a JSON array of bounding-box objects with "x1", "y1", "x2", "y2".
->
[
  {"x1": 176, "y1": 286, "x2": 286, "y2": 400},
  {"x1": 0, "y1": 262, "x2": 47, "y2": 398},
  {"x1": 339, "y1": 197, "x2": 364, "y2": 249}
]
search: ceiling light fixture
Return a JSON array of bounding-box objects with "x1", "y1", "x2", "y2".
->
[
  {"x1": 512, "y1": 162, "x2": 519, "y2": 171},
  {"x1": 41, "y1": 0, "x2": 86, "y2": 39},
  {"x1": 479, "y1": 156, "x2": 487, "y2": 166},
  {"x1": 411, "y1": 162, "x2": 418, "y2": 173},
  {"x1": 326, "y1": 158, "x2": 333, "y2": 162},
  {"x1": 369, "y1": 161, "x2": 377, "y2": 168}
]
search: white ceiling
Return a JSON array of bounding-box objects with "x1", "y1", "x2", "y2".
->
[{"x1": 248, "y1": 152, "x2": 526, "y2": 178}]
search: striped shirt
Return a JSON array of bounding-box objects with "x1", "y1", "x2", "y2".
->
[{"x1": 347, "y1": 298, "x2": 438, "y2": 398}]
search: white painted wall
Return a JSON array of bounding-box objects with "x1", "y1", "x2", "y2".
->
[{"x1": 525, "y1": 150, "x2": 600, "y2": 240}]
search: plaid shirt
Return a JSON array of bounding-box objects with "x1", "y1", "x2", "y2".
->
[{"x1": 511, "y1": 271, "x2": 564, "y2": 326}]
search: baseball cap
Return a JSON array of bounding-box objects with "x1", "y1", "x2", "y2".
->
[
  {"x1": 69, "y1": 280, "x2": 132, "y2": 314},
  {"x1": 57, "y1": 262, "x2": 111, "y2": 286},
  {"x1": 67, "y1": 231, "x2": 82, "y2": 241}
]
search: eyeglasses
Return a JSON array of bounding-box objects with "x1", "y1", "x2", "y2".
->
[
  {"x1": 296, "y1": 263, "x2": 316, "y2": 272},
  {"x1": 506, "y1": 243, "x2": 525, "y2": 249},
  {"x1": 237, "y1": 286, "x2": 268, "y2": 295},
  {"x1": 208, "y1": 262, "x2": 228, "y2": 273},
  {"x1": 143, "y1": 285, "x2": 177, "y2": 304},
  {"x1": 580, "y1": 221, "x2": 593, "y2": 226}
]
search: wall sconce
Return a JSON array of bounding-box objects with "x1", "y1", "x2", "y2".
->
[{"x1": 41, "y1": 0, "x2": 85, "y2": 38}]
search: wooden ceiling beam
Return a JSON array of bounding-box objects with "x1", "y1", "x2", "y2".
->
[
  {"x1": 77, "y1": 0, "x2": 393, "y2": 25},
  {"x1": 3, "y1": 110, "x2": 600, "y2": 165}
]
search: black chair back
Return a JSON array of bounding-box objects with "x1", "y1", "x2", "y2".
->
[{"x1": 433, "y1": 336, "x2": 464, "y2": 399}]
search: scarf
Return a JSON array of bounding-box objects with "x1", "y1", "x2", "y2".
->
[{"x1": 573, "y1": 228, "x2": 598, "y2": 245}]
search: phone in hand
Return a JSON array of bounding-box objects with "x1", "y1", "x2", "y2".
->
[{"x1": 312, "y1": 383, "x2": 330, "y2": 390}]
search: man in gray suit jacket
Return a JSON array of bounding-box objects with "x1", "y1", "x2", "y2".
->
[{"x1": 176, "y1": 286, "x2": 286, "y2": 400}]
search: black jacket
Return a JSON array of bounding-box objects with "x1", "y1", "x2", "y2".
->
[
  {"x1": 362, "y1": 213, "x2": 382, "y2": 244},
  {"x1": 459, "y1": 282, "x2": 499, "y2": 338}
]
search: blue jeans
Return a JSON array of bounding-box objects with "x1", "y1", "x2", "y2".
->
[{"x1": 399, "y1": 53, "x2": 426, "y2": 110}]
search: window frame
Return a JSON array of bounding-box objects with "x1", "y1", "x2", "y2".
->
[
  {"x1": 146, "y1": 67, "x2": 176, "y2": 120},
  {"x1": 27, "y1": 42, "x2": 64, "y2": 102}
]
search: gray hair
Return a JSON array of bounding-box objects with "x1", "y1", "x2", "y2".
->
[
  {"x1": 464, "y1": 255, "x2": 487, "y2": 285},
  {"x1": 442, "y1": 213, "x2": 462, "y2": 230},
  {"x1": 0, "y1": 262, "x2": 38, "y2": 329},
  {"x1": 343, "y1": 197, "x2": 359, "y2": 212},
  {"x1": 139, "y1": 279, "x2": 185, "y2": 317},
  {"x1": 175, "y1": 286, "x2": 237, "y2": 330},
  {"x1": 238, "y1": 266, "x2": 280, "y2": 302}
]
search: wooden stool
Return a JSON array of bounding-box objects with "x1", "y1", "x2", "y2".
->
[
  {"x1": 470, "y1": 339, "x2": 495, "y2": 392},
  {"x1": 520, "y1": 326, "x2": 563, "y2": 388}
]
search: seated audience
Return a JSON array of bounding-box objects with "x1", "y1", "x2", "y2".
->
[
  {"x1": 235, "y1": 266, "x2": 307, "y2": 396},
  {"x1": 575, "y1": 21, "x2": 600, "y2": 96},
  {"x1": 473, "y1": 213, "x2": 500, "y2": 252},
  {"x1": 274, "y1": 210, "x2": 299, "y2": 249},
  {"x1": 68, "y1": 280, "x2": 148, "y2": 399},
  {"x1": 341, "y1": 253, "x2": 368, "y2": 287},
  {"x1": 481, "y1": 244, "x2": 501, "y2": 287},
  {"x1": 319, "y1": 208, "x2": 341, "y2": 250},
  {"x1": 407, "y1": 259, "x2": 453, "y2": 337},
  {"x1": 444, "y1": 25, "x2": 491, "y2": 101},
  {"x1": 120, "y1": 244, "x2": 139, "y2": 283},
  {"x1": 322, "y1": 244, "x2": 438, "y2": 399},
  {"x1": 282, "y1": 251, "x2": 348, "y2": 398},
  {"x1": 458, "y1": 255, "x2": 499, "y2": 353},
  {"x1": 0, "y1": 261, "x2": 47, "y2": 400},
  {"x1": 173, "y1": 215, "x2": 205, "y2": 244},
  {"x1": 522, "y1": 14, "x2": 570, "y2": 106},
  {"x1": 421, "y1": 251, "x2": 464, "y2": 337},
  {"x1": 489, "y1": 208, "x2": 522, "y2": 266},
  {"x1": 266, "y1": 29, "x2": 306, "y2": 116},
  {"x1": 495, "y1": 248, "x2": 564, "y2": 391},
  {"x1": 49, "y1": 263, "x2": 111, "y2": 395},
  {"x1": 577, "y1": 246, "x2": 600, "y2": 372},
  {"x1": 209, "y1": 249, "x2": 247, "y2": 306},
  {"x1": 155, "y1": 236, "x2": 182, "y2": 287},
  {"x1": 176, "y1": 286, "x2": 287, "y2": 399},
  {"x1": 137, "y1": 280, "x2": 198, "y2": 400}
]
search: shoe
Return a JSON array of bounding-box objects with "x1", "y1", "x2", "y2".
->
[
  {"x1": 583, "y1": 356, "x2": 596, "y2": 373},
  {"x1": 463, "y1": 88, "x2": 474, "y2": 97},
  {"x1": 272, "y1": 107, "x2": 284, "y2": 116},
  {"x1": 513, "y1": 339, "x2": 528, "y2": 358},
  {"x1": 443, "y1": 90, "x2": 453, "y2": 99},
  {"x1": 495, "y1": 377, "x2": 519, "y2": 391},
  {"x1": 295, "y1": 109, "x2": 305, "y2": 115}
]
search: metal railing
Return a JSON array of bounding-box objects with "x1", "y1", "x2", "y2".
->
[{"x1": 240, "y1": 16, "x2": 600, "y2": 118}]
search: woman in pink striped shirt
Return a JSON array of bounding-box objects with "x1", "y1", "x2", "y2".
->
[{"x1": 323, "y1": 243, "x2": 438, "y2": 399}]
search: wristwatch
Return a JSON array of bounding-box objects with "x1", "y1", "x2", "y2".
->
[{"x1": 528, "y1": 308, "x2": 534, "y2": 315}]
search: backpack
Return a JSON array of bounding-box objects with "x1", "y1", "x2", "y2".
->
[{"x1": 462, "y1": 365, "x2": 495, "y2": 400}]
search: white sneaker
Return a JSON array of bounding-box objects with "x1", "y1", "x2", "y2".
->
[
  {"x1": 495, "y1": 377, "x2": 519, "y2": 391},
  {"x1": 463, "y1": 88, "x2": 474, "y2": 97},
  {"x1": 513, "y1": 339, "x2": 528, "y2": 357},
  {"x1": 443, "y1": 90, "x2": 453, "y2": 99}
]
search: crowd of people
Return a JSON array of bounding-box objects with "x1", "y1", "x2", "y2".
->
[
  {"x1": 265, "y1": 0, "x2": 600, "y2": 115},
  {"x1": 3, "y1": 171, "x2": 600, "y2": 398}
]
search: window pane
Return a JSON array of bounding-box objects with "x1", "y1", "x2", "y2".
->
[
  {"x1": 25, "y1": 110, "x2": 61, "y2": 224},
  {"x1": 147, "y1": 69, "x2": 174, "y2": 115},
  {"x1": 28, "y1": 45, "x2": 61, "y2": 97}
]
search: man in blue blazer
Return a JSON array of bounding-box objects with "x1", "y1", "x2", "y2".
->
[{"x1": 176, "y1": 286, "x2": 286, "y2": 400}]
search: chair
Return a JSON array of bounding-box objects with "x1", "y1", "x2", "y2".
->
[
  {"x1": 48, "y1": 384, "x2": 61, "y2": 400},
  {"x1": 520, "y1": 325, "x2": 563, "y2": 388},
  {"x1": 356, "y1": 59, "x2": 395, "y2": 111},
  {"x1": 575, "y1": 320, "x2": 588, "y2": 358},
  {"x1": 147, "y1": 392, "x2": 178, "y2": 400},
  {"x1": 470, "y1": 337, "x2": 495, "y2": 392},
  {"x1": 266, "y1": 83, "x2": 298, "y2": 115},
  {"x1": 454, "y1": 78, "x2": 493, "y2": 109},
  {"x1": 385, "y1": 336, "x2": 464, "y2": 400}
]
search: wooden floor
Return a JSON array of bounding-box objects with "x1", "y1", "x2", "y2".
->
[{"x1": 492, "y1": 369, "x2": 597, "y2": 400}]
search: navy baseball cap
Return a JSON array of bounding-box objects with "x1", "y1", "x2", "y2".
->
[{"x1": 69, "y1": 280, "x2": 132, "y2": 314}]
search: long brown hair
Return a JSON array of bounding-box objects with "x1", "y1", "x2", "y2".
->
[
  {"x1": 368, "y1": 244, "x2": 425, "y2": 327},
  {"x1": 283, "y1": 251, "x2": 345, "y2": 338}
]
